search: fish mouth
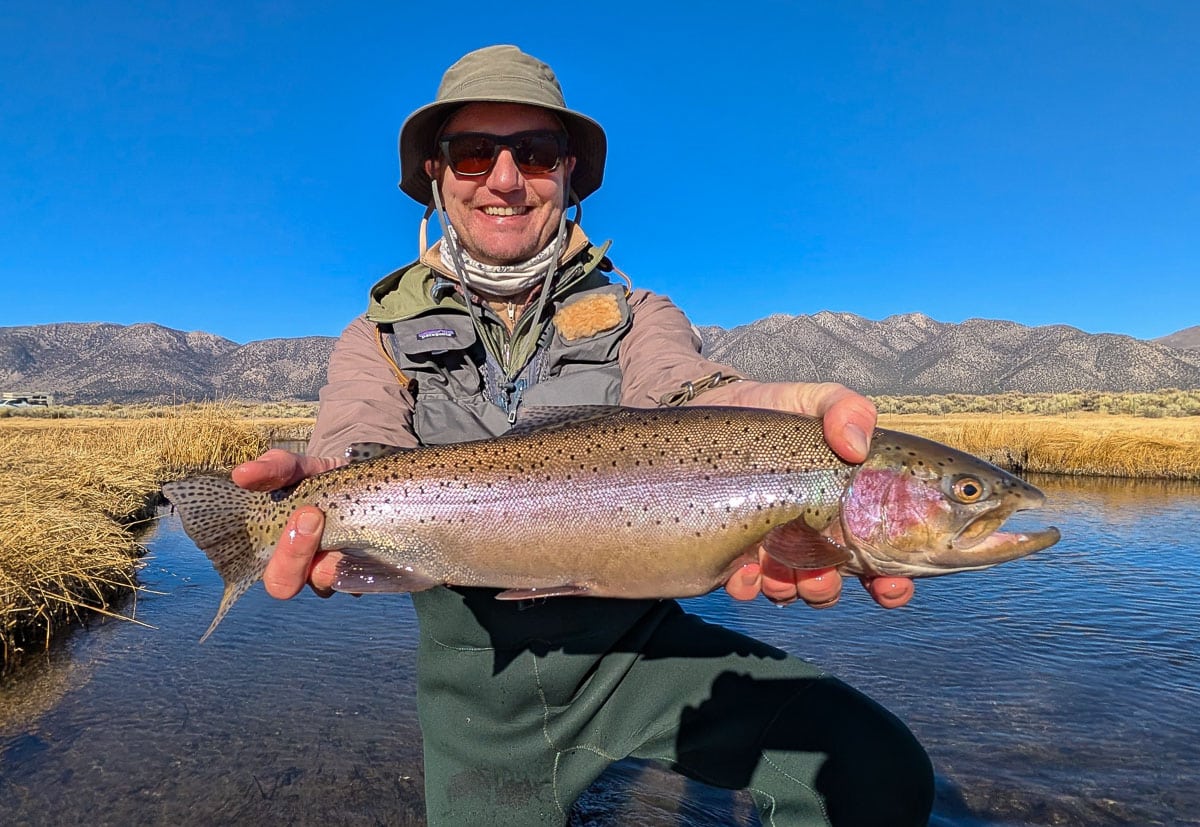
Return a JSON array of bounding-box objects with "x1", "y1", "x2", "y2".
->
[
  {"x1": 950, "y1": 501, "x2": 1061, "y2": 560},
  {"x1": 954, "y1": 518, "x2": 1062, "y2": 560}
]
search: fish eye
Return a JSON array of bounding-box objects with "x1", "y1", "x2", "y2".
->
[{"x1": 948, "y1": 475, "x2": 986, "y2": 503}]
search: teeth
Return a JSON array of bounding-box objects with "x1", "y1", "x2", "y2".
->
[{"x1": 482, "y1": 206, "x2": 527, "y2": 216}]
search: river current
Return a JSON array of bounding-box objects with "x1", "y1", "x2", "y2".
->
[{"x1": 1, "y1": 474, "x2": 1198, "y2": 825}]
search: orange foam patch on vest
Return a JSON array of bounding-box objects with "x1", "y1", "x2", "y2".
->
[{"x1": 553, "y1": 293, "x2": 622, "y2": 341}]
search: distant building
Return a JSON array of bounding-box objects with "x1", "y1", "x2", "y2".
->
[{"x1": 1, "y1": 392, "x2": 55, "y2": 407}]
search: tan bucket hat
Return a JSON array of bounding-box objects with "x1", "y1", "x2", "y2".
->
[{"x1": 398, "y1": 45, "x2": 607, "y2": 205}]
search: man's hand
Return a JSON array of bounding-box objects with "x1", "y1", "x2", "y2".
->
[
  {"x1": 231, "y1": 449, "x2": 344, "y2": 599},
  {"x1": 712, "y1": 381, "x2": 916, "y2": 610}
]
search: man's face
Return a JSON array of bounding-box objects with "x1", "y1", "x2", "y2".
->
[{"x1": 426, "y1": 103, "x2": 575, "y2": 266}]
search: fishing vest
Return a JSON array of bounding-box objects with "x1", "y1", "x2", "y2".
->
[
  {"x1": 367, "y1": 241, "x2": 662, "y2": 658},
  {"x1": 371, "y1": 245, "x2": 631, "y2": 446}
]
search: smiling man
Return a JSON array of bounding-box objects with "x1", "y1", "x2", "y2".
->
[
  {"x1": 234, "y1": 45, "x2": 933, "y2": 825},
  {"x1": 430, "y1": 104, "x2": 571, "y2": 265}
]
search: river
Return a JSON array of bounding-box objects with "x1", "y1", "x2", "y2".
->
[{"x1": 1, "y1": 474, "x2": 1198, "y2": 826}]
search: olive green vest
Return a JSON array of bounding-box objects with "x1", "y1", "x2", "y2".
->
[
  {"x1": 365, "y1": 238, "x2": 660, "y2": 661},
  {"x1": 367, "y1": 239, "x2": 630, "y2": 445}
]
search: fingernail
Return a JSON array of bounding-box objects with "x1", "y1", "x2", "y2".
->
[
  {"x1": 845, "y1": 423, "x2": 869, "y2": 459},
  {"x1": 740, "y1": 563, "x2": 760, "y2": 585},
  {"x1": 296, "y1": 510, "x2": 322, "y2": 536}
]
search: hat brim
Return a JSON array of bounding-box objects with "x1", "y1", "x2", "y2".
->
[{"x1": 398, "y1": 100, "x2": 606, "y2": 204}]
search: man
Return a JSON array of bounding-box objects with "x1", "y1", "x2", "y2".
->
[{"x1": 234, "y1": 45, "x2": 934, "y2": 825}]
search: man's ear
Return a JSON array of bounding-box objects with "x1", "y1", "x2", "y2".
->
[{"x1": 424, "y1": 158, "x2": 439, "y2": 179}]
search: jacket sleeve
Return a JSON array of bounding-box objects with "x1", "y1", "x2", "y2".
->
[
  {"x1": 618, "y1": 289, "x2": 743, "y2": 407},
  {"x1": 307, "y1": 316, "x2": 420, "y2": 459}
]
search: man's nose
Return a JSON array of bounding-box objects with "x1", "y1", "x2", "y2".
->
[{"x1": 485, "y1": 148, "x2": 522, "y2": 191}]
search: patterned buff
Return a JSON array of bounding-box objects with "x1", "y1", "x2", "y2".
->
[{"x1": 438, "y1": 223, "x2": 562, "y2": 297}]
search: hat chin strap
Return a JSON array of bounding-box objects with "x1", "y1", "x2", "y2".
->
[
  {"x1": 418, "y1": 188, "x2": 582, "y2": 263},
  {"x1": 421, "y1": 184, "x2": 579, "y2": 377}
]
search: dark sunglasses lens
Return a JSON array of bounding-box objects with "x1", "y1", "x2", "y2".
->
[
  {"x1": 446, "y1": 135, "x2": 498, "y2": 175},
  {"x1": 511, "y1": 134, "x2": 562, "y2": 174}
]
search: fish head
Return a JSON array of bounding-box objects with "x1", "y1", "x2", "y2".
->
[{"x1": 835, "y1": 429, "x2": 1060, "y2": 577}]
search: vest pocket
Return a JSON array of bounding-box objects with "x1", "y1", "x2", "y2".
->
[{"x1": 543, "y1": 286, "x2": 631, "y2": 380}]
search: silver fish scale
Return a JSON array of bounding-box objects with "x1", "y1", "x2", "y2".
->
[{"x1": 300, "y1": 407, "x2": 855, "y2": 597}]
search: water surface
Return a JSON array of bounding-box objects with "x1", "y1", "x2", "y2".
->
[{"x1": 2, "y1": 475, "x2": 1198, "y2": 825}]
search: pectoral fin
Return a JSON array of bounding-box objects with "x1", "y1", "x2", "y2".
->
[
  {"x1": 332, "y1": 549, "x2": 441, "y2": 593},
  {"x1": 762, "y1": 519, "x2": 854, "y2": 570}
]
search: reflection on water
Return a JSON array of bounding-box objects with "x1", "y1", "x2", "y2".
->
[{"x1": 2, "y1": 476, "x2": 1199, "y2": 825}]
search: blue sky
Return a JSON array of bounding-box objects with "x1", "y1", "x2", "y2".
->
[{"x1": 2, "y1": 2, "x2": 1197, "y2": 344}]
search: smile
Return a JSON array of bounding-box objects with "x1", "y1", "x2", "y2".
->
[{"x1": 480, "y1": 206, "x2": 530, "y2": 216}]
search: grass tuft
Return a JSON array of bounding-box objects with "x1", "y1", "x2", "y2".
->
[{"x1": 0, "y1": 404, "x2": 314, "y2": 672}]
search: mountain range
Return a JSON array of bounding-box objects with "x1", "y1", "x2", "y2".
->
[{"x1": 1, "y1": 315, "x2": 1198, "y2": 404}]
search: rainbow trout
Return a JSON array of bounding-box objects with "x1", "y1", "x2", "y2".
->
[{"x1": 162, "y1": 406, "x2": 1060, "y2": 640}]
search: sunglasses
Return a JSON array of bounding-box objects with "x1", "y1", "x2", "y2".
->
[{"x1": 438, "y1": 130, "x2": 568, "y2": 177}]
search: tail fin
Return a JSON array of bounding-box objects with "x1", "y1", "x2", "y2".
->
[{"x1": 161, "y1": 476, "x2": 280, "y2": 642}]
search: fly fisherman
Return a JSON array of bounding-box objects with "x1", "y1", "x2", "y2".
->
[{"x1": 234, "y1": 45, "x2": 934, "y2": 825}]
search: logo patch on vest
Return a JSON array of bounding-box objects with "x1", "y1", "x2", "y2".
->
[
  {"x1": 416, "y1": 328, "x2": 457, "y2": 340},
  {"x1": 553, "y1": 293, "x2": 623, "y2": 341}
]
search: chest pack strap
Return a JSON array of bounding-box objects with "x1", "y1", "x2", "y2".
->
[{"x1": 375, "y1": 325, "x2": 414, "y2": 392}]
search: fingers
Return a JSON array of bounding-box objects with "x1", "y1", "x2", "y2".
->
[
  {"x1": 811, "y1": 385, "x2": 877, "y2": 464},
  {"x1": 724, "y1": 558, "x2": 763, "y2": 601},
  {"x1": 791, "y1": 568, "x2": 842, "y2": 608},
  {"x1": 234, "y1": 451, "x2": 348, "y2": 603},
  {"x1": 232, "y1": 449, "x2": 307, "y2": 491},
  {"x1": 718, "y1": 380, "x2": 878, "y2": 464},
  {"x1": 231, "y1": 449, "x2": 344, "y2": 492},
  {"x1": 724, "y1": 551, "x2": 844, "y2": 609},
  {"x1": 760, "y1": 553, "x2": 842, "y2": 608},
  {"x1": 726, "y1": 549, "x2": 916, "y2": 610},
  {"x1": 262, "y1": 506, "x2": 329, "y2": 599},
  {"x1": 862, "y1": 575, "x2": 915, "y2": 608}
]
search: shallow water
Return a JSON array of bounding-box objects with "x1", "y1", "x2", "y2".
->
[{"x1": 1, "y1": 475, "x2": 1198, "y2": 825}]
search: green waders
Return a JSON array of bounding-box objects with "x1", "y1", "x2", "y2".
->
[{"x1": 412, "y1": 588, "x2": 934, "y2": 826}]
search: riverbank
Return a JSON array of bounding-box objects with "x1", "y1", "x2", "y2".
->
[
  {"x1": 1, "y1": 398, "x2": 1197, "y2": 672},
  {"x1": 879, "y1": 412, "x2": 1200, "y2": 479},
  {"x1": 0, "y1": 409, "x2": 311, "y2": 673}
]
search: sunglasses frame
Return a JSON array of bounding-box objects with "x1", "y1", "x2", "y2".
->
[{"x1": 438, "y1": 130, "x2": 569, "y2": 178}]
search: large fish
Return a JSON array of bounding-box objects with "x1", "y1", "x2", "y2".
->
[{"x1": 162, "y1": 406, "x2": 1060, "y2": 640}]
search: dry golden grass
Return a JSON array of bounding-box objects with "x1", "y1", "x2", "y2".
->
[
  {"x1": 0, "y1": 405, "x2": 313, "y2": 672},
  {"x1": 0, "y1": 399, "x2": 319, "y2": 421},
  {"x1": 878, "y1": 413, "x2": 1200, "y2": 479},
  {"x1": 873, "y1": 388, "x2": 1200, "y2": 418}
]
